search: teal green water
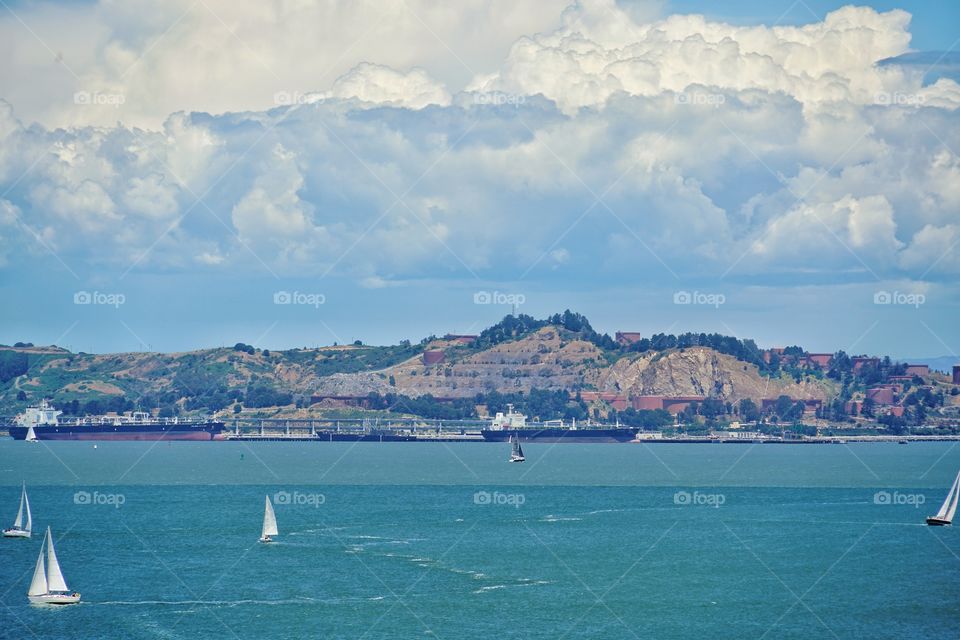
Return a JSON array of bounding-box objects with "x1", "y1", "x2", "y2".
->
[{"x1": 1, "y1": 441, "x2": 959, "y2": 639}]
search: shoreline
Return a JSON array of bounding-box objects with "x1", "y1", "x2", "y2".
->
[{"x1": 6, "y1": 433, "x2": 960, "y2": 443}]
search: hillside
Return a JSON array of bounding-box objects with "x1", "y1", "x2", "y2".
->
[
  {"x1": 311, "y1": 328, "x2": 835, "y2": 405},
  {"x1": 0, "y1": 341, "x2": 423, "y2": 415},
  {"x1": 7, "y1": 311, "x2": 949, "y2": 427},
  {"x1": 312, "y1": 327, "x2": 610, "y2": 398}
]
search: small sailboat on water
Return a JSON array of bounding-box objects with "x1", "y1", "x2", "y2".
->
[
  {"x1": 28, "y1": 527, "x2": 80, "y2": 604},
  {"x1": 259, "y1": 495, "x2": 278, "y2": 543},
  {"x1": 926, "y1": 470, "x2": 960, "y2": 526},
  {"x1": 509, "y1": 435, "x2": 525, "y2": 463},
  {"x1": 25, "y1": 424, "x2": 38, "y2": 442},
  {"x1": 3, "y1": 482, "x2": 32, "y2": 538}
]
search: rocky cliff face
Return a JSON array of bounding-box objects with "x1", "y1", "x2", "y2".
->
[
  {"x1": 594, "y1": 347, "x2": 831, "y2": 401},
  {"x1": 311, "y1": 327, "x2": 608, "y2": 398},
  {"x1": 310, "y1": 329, "x2": 836, "y2": 403}
]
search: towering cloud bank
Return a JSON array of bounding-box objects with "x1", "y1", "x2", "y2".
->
[{"x1": 0, "y1": 1, "x2": 957, "y2": 284}]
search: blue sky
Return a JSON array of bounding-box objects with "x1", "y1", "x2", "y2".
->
[
  {"x1": 668, "y1": 0, "x2": 960, "y2": 50},
  {"x1": 0, "y1": 0, "x2": 958, "y2": 359}
]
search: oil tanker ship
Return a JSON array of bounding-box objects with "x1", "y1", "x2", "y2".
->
[
  {"x1": 6, "y1": 400, "x2": 224, "y2": 441},
  {"x1": 480, "y1": 405, "x2": 638, "y2": 443}
]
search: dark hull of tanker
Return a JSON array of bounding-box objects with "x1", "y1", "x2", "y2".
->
[
  {"x1": 315, "y1": 432, "x2": 420, "y2": 442},
  {"x1": 481, "y1": 428, "x2": 638, "y2": 443},
  {"x1": 7, "y1": 423, "x2": 225, "y2": 441}
]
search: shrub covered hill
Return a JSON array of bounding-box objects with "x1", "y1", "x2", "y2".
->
[{"x1": 1, "y1": 312, "x2": 953, "y2": 427}]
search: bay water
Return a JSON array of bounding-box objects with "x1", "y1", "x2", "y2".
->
[{"x1": 1, "y1": 440, "x2": 958, "y2": 639}]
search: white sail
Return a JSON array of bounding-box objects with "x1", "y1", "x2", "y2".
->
[
  {"x1": 262, "y1": 496, "x2": 278, "y2": 538},
  {"x1": 25, "y1": 425, "x2": 37, "y2": 441},
  {"x1": 13, "y1": 484, "x2": 24, "y2": 529},
  {"x1": 23, "y1": 485, "x2": 31, "y2": 534},
  {"x1": 45, "y1": 528, "x2": 69, "y2": 592},
  {"x1": 509, "y1": 435, "x2": 524, "y2": 459},
  {"x1": 934, "y1": 471, "x2": 960, "y2": 522},
  {"x1": 28, "y1": 539, "x2": 47, "y2": 597}
]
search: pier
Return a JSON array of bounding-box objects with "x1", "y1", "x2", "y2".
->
[{"x1": 222, "y1": 417, "x2": 486, "y2": 441}]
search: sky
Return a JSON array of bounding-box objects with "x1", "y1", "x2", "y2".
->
[{"x1": 0, "y1": 0, "x2": 958, "y2": 359}]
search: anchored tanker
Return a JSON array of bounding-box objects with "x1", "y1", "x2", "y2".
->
[
  {"x1": 481, "y1": 404, "x2": 639, "y2": 443},
  {"x1": 6, "y1": 400, "x2": 224, "y2": 441}
]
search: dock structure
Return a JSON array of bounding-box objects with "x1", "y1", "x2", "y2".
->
[
  {"x1": 218, "y1": 416, "x2": 960, "y2": 444},
  {"x1": 224, "y1": 417, "x2": 487, "y2": 441}
]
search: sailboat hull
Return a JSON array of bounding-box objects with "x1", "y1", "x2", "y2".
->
[
  {"x1": 28, "y1": 593, "x2": 81, "y2": 605},
  {"x1": 926, "y1": 517, "x2": 951, "y2": 526},
  {"x1": 2, "y1": 528, "x2": 31, "y2": 538}
]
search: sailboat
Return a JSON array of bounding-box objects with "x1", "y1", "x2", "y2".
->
[
  {"x1": 509, "y1": 435, "x2": 525, "y2": 463},
  {"x1": 3, "y1": 482, "x2": 32, "y2": 538},
  {"x1": 926, "y1": 470, "x2": 960, "y2": 526},
  {"x1": 259, "y1": 495, "x2": 278, "y2": 543},
  {"x1": 27, "y1": 527, "x2": 80, "y2": 604},
  {"x1": 25, "y1": 424, "x2": 38, "y2": 442}
]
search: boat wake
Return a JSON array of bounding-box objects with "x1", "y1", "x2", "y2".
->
[
  {"x1": 94, "y1": 595, "x2": 392, "y2": 607},
  {"x1": 473, "y1": 580, "x2": 553, "y2": 594},
  {"x1": 540, "y1": 515, "x2": 582, "y2": 522}
]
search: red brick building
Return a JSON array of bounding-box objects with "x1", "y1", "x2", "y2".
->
[
  {"x1": 615, "y1": 332, "x2": 645, "y2": 346},
  {"x1": 802, "y1": 353, "x2": 833, "y2": 368},
  {"x1": 904, "y1": 364, "x2": 929, "y2": 377},
  {"x1": 866, "y1": 386, "x2": 896, "y2": 406},
  {"x1": 763, "y1": 348, "x2": 786, "y2": 364},
  {"x1": 660, "y1": 396, "x2": 707, "y2": 414},
  {"x1": 577, "y1": 392, "x2": 630, "y2": 411},
  {"x1": 632, "y1": 395, "x2": 666, "y2": 411}
]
